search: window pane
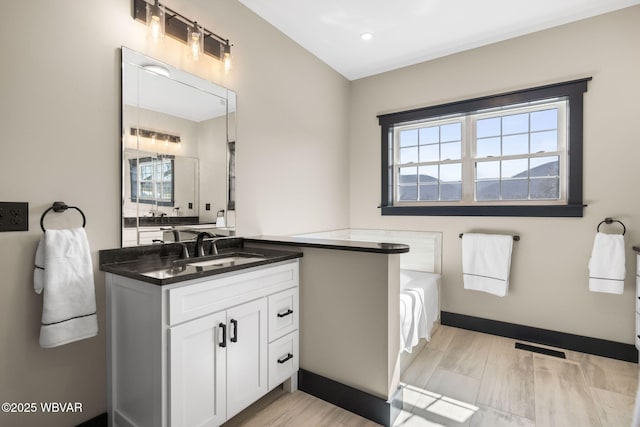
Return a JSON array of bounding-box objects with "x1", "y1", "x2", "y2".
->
[
  {"x1": 530, "y1": 130, "x2": 558, "y2": 153},
  {"x1": 399, "y1": 129, "x2": 418, "y2": 147},
  {"x1": 418, "y1": 165, "x2": 438, "y2": 183},
  {"x1": 398, "y1": 185, "x2": 417, "y2": 201},
  {"x1": 419, "y1": 145, "x2": 439, "y2": 163},
  {"x1": 502, "y1": 159, "x2": 528, "y2": 179},
  {"x1": 440, "y1": 163, "x2": 461, "y2": 182},
  {"x1": 502, "y1": 113, "x2": 528, "y2": 135},
  {"x1": 530, "y1": 177, "x2": 559, "y2": 199},
  {"x1": 419, "y1": 184, "x2": 438, "y2": 201},
  {"x1": 140, "y1": 182, "x2": 153, "y2": 198},
  {"x1": 441, "y1": 123, "x2": 461, "y2": 142},
  {"x1": 441, "y1": 183, "x2": 462, "y2": 201},
  {"x1": 419, "y1": 127, "x2": 439, "y2": 144},
  {"x1": 440, "y1": 142, "x2": 461, "y2": 160},
  {"x1": 502, "y1": 134, "x2": 528, "y2": 156},
  {"x1": 476, "y1": 161, "x2": 500, "y2": 180},
  {"x1": 530, "y1": 156, "x2": 559, "y2": 177},
  {"x1": 477, "y1": 137, "x2": 500, "y2": 158},
  {"x1": 477, "y1": 117, "x2": 500, "y2": 138},
  {"x1": 399, "y1": 166, "x2": 417, "y2": 184},
  {"x1": 501, "y1": 179, "x2": 528, "y2": 200},
  {"x1": 530, "y1": 109, "x2": 557, "y2": 132},
  {"x1": 400, "y1": 147, "x2": 418, "y2": 164},
  {"x1": 476, "y1": 180, "x2": 500, "y2": 201}
]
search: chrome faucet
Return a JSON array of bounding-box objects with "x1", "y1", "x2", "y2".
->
[{"x1": 195, "y1": 232, "x2": 214, "y2": 257}]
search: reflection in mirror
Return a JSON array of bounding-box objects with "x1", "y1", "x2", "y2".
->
[{"x1": 121, "y1": 47, "x2": 236, "y2": 247}]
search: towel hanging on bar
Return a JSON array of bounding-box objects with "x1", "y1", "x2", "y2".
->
[{"x1": 459, "y1": 233, "x2": 520, "y2": 241}]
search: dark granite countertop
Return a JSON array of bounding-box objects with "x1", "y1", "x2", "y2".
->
[
  {"x1": 123, "y1": 216, "x2": 200, "y2": 228},
  {"x1": 245, "y1": 235, "x2": 410, "y2": 254},
  {"x1": 634, "y1": 246, "x2": 640, "y2": 253},
  {"x1": 99, "y1": 238, "x2": 302, "y2": 285}
]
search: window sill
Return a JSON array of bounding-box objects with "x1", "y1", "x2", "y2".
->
[{"x1": 380, "y1": 204, "x2": 585, "y2": 217}]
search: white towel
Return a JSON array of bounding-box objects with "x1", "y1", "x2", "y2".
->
[
  {"x1": 462, "y1": 233, "x2": 513, "y2": 297},
  {"x1": 34, "y1": 228, "x2": 98, "y2": 348},
  {"x1": 588, "y1": 232, "x2": 625, "y2": 294},
  {"x1": 399, "y1": 288, "x2": 427, "y2": 353},
  {"x1": 401, "y1": 270, "x2": 440, "y2": 343}
]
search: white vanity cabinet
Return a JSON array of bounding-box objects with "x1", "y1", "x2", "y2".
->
[{"x1": 106, "y1": 259, "x2": 299, "y2": 427}]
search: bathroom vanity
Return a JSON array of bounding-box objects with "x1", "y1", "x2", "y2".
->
[{"x1": 100, "y1": 240, "x2": 302, "y2": 427}]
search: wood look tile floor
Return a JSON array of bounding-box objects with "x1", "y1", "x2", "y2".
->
[{"x1": 223, "y1": 326, "x2": 639, "y2": 427}]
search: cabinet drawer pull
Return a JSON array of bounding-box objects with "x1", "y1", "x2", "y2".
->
[
  {"x1": 230, "y1": 319, "x2": 238, "y2": 343},
  {"x1": 277, "y1": 353, "x2": 294, "y2": 364},
  {"x1": 277, "y1": 309, "x2": 294, "y2": 318},
  {"x1": 219, "y1": 323, "x2": 227, "y2": 348}
]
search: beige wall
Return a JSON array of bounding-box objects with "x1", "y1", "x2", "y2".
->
[
  {"x1": 2, "y1": 1, "x2": 638, "y2": 424},
  {"x1": 348, "y1": 6, "x2": 640, "y2": 344},
  {"x1": 0, "y1": 1, "x2": 349, "y2": 425}
]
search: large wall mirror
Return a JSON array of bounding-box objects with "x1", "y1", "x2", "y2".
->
[{"x1": 121, "y1": 47, "x2": 236, "y2": 247}]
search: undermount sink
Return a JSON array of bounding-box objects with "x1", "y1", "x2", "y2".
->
[
  {"x1": 176, "y1": 252, "x2": 266, "y2": 269},
  {"x1": 187, "y1": 256, "x2": 264, "y2": 268}
]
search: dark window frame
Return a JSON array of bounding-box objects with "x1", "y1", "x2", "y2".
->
[{"x1": 377, "y1": 78, "x2": 591, "y2": 217}]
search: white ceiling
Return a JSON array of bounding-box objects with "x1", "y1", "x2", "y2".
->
[{"x1": 239, "y1": 0, "x2": 640, "y2": 80}]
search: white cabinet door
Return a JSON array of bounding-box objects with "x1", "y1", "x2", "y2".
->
[
  {"x1": 226, "y1": 298, "x2": 268, "y2": 419},
  {"x1": 170, "y1": 311, "x2": 227, "y2": 427}
]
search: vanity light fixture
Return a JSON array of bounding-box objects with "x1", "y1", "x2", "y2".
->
[
  {"x1": 133, "y1": 0, "x2": 233, "y2": 71},
  {"x1": 187, "y1": 21, "x2": 204, "y2": 61},
  {"x1": 360, "y1": 32, "x2": 373, "y2": 41},
  {"x1": 146, "y1": 0, "x2": 165, "y2": 43},
  {"x1": 222, "y1": 43, "x2": 232, "y2": 74},
  {"x1": 131, "y1": 128, "x2": 181, "y2": 144}
]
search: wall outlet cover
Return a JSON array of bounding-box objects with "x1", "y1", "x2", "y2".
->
[{"x1": 0, "y1": 202, "x2": 29, "y2": 232}]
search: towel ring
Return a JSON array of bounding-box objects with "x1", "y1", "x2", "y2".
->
[
  {"x1": 597, "y1": 218, "x2": 626, "y2": 235},
  {"x1": 40, "y1": 202, "x2": 86, "y2": 232}
]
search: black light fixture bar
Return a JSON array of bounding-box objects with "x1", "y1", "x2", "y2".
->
[
  {"x1": 131, "y1": 127, "x2": 181, "y2": 143},
  {"x1": 133, "y1": 0, "x2": 231, "y2": 60}
]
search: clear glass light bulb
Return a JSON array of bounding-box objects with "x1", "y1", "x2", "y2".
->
[
  {"x1": 146, "y1": 1, "x2": 165, "y2": 43},
  {"x1": 188, "y1": 22, "x2": 203, "y2": 61},
  {"x1": 223, "y1": 52, "x2": 232, "y2": 74}
]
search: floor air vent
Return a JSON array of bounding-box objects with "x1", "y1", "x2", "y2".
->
[{"x1": 515, "y1": 342, "x2": 566, "y2": 359}]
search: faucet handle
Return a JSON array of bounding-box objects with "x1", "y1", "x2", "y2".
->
[
  {"x1": 177, "y1": 243, "x2": 189, "y2": 259},
  {"x1": 209, "y1": 240, "x2": 219, "y2": 255}
]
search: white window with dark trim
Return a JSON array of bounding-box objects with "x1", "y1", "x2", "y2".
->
[{"x1": 378, "y1": 79, "x2": 589, "y2": 217}]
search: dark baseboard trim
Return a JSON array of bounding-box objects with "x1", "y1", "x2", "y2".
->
[
  {"x1": 441, "y1": 311, "x2": 638, "y2": 363},
  {"x1": 298, "y1": 369, "x2": 402, "y2": 427}
]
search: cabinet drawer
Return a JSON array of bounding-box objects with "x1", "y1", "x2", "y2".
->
[
  {"x1": 268, "y1": 288, "x2": 298, "y2": 340},
  {"x1": 169, "y1": 261, "x2": 298, "y2": 325},
  {"x1": 268, "y1": 332, "x2": 299, "y2": 390},
  {"x1": 636, "y1": 254, "x2": 640, "y2": 276}
]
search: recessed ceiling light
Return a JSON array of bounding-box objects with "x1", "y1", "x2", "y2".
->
[
  {"x1": 142, "y1": 64, "x2": 170, "y2": 77},
  {"x1": 360, "y1": 32, "x2": 373, "y2": 41}
]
